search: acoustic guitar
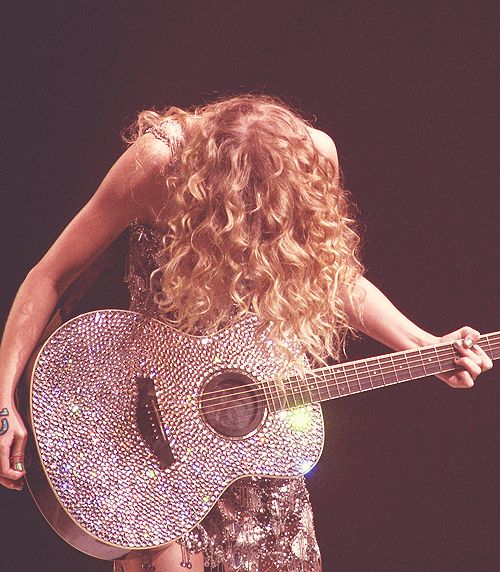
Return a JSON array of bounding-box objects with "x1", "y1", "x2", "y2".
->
[{"x1": 21, "y1": 309, "x2": 499, "y2": 560}]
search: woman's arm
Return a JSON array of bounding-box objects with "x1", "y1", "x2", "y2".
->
[
  {"x1": 345, "y1": 276, "x2": 493, "y2": 388},
  {"x1": 309, "y1": 130, "x2": 493, "y2": 389},
  {"x1": 345, "y1": 277, "x2": 438, "y2": 350},
  {"x1": 0, "y1": 134, "x2": 170, "y2": 489}
]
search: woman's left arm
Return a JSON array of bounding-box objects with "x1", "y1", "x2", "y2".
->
[{"x1": 343, "y1": 276, "x2": 493, "y2": 388}]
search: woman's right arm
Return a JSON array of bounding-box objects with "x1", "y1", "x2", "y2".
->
[{"x1": 0, "y1": 133, "x2": 171, "y2": 489}]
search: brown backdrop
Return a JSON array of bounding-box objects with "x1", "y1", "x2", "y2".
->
[{"x1": 1, "y1": 3, "x2": 498, "y2": 570}]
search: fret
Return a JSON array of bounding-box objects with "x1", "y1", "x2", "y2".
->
[
  {"x1": 416, "y1": 347, "x2": 437, "y2": 378},
  {"x1": 402, "y1": 350, "x2": 415, "y2": 380},
  {"x1": 306, "y1": 372, "x2": 322, "y2": 404},
  {"x1": 355, "y1": 361, "x2": 373, "y2": 391},
  {"x1": 323, "y1": 368, "x2": 336, "y2": 398},
  {"x1": 296, "y1": 374, "x2": 306, "y2": 406},
  {"x1": 433, "y1": 345, "x2": 443, "y2": 374},
  {"x1": 346, "y1": 364, "x2": 362, "y2": 393},
  {"x1": 319, "y1": 368, "x2": 333, "y2": 401},
  {"x1": 263, "y1": 376, "x2": 277, "y2": 413},
  {"x1": 366, "y1": 358, "x2": 384, "y2": 388},
  {"x1": 285, "y1": 374, "x2": 302, "y2": 408},
  {"x1": 376, "y1": 356, "x2": 392, "y2": 386},
  {"x1": 406, "y1": 349, "x2": 426, "y2": 379},
  {"x1": 303, "y1": 371, "x2": 315, "y2": 406},
  {"x1": 492, "y1": 334, "x2": 500, "y2": 359},
  {"x1": 322, "y1": 370, "x2": 337, "y2": 399},
  {"x1": 284, "y1": 392, "x2": 297, "y2": 409},
  {"x1": 295, "y1": 374, "x2": 304, "y2": 406},
  {"x1": 321, "y1": 370, "x2": 330, "y2": 401},
  {"x1": 484, "y1": 335, "x2": 493, "y2": 359},
  {"x1": 353, "y1": 362, "x2": 371, "y2": 391},
  {"x1": 389, "y1": 353, "x2": 402, "y2": 383},
  {"x1": 489, "y1": 334, "x2": 500, "y2": 358},
  {"x1": 393, "y1": 354, "x2": 411, "y2": 382},
  {"x1": 298, "y1": 374, "x2": 309, "y2": 406},
  {"x1": 378, "y1": 356, "x2": 398, "y2": 385},
  {"x1": 273, "y1": 379, "x2": 288, "y2": 411},
  {"x1": 292, "y1": 373, "x2": 304, "y2": 407},
  {"x1": 265, "y1": 377, "x2": 280, "y2": 412},
  {"x1": 417, "y1": 348, "x2": 427, "y2": 377},
  {"x1": 421, "y1": 347, "x2": 442, "y2": 376},
  {"x1": 441, "y1": 344, "x2": 457, "y2": 372},
  {"x1": 335, "y1": 366, "x2": 351, "y2": 396}
]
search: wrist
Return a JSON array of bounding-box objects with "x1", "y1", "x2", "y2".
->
[
  {"x1": 391, "y1": 330, "x2": 440, "y2": 351},
  {"x1": 415, "y1": 331, "x2": 440, "y2": 348},
  {"x1": 0, "y1": 386, "x2": 16, "y2": 404}
]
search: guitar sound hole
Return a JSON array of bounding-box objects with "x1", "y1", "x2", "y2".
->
[{"x1": 201, "y1": 371, "x2": 266, "y2": 438}]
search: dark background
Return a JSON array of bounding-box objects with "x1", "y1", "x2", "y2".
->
[{"x1": 1, "y1": 2, "x2": 498, "y2": 570}]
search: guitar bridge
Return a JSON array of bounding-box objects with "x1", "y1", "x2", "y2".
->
[{"x1": 136, "y1": 377, "x2": 175, "y2": 470}]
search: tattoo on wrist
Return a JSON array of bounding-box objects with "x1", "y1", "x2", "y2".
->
[{"x1": 0, "y1": 408, "x2": 9, "y2": 436}]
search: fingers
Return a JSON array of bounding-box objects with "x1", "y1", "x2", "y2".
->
[
  {"x1": 0, "y1": 434, "x2": 27, "y2": 489},
  {"x1": 453, "y1": 356, "x2": 481, "y2": 387},
  {"x1": 10, "y1": 425, "x2": 27, "y2": 472},
  {"x1": 0, "y1": 475, "x2": 24, "y2": 491},
  {"x1": 454, "y1": 326, "x2": 480, "y2": 346},
  {"x1": 454, "y1": 338, "x2": 493, "y2": 373},
  {"x1": 448, "y1": 328, "x2": 494, "y2": 388},
  {"x1": 470, "y1": 344, "x2": 494, "y2": 372},
  {"x1": 9, "y1": 448, "x2": 26, "y2": 473},
  {"x1": 0, "y1": 447, "x2": 26, "y2": 483}
]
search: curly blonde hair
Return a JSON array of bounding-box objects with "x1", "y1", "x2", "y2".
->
[{"x1": 130, "y1": 94, "x2": 363, "y2": 364}]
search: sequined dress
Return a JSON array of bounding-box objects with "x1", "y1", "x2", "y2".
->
[{"x1": 122, "y1": 121, "x2": 322, "y2": 572}]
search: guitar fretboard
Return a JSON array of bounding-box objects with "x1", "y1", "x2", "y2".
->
[{"x1": 265, "y1": 332, "x2": 500, "y2": 412}]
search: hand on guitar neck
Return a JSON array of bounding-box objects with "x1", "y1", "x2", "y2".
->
[{"x1": 433, "y1": 326, "x2": 493, "y2": 388}]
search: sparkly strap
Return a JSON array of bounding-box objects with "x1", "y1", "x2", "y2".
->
[{"x1": 146, "y1": 119, "x2": 184, "y2": 163}]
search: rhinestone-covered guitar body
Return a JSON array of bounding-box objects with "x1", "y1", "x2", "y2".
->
[{"x1": 27, "y1": 310, "x2": 324, "y2": 559}]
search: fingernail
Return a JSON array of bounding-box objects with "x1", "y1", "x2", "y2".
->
[
  {"x1": 464, "y1": 338, "x2": 473, "y2": 348},
  {"x1": 14, "y1": 462, "x2": 24, "y2": 472},
  {"x1": 454, "y1": 340, "x2": 463, "y2": 348}
]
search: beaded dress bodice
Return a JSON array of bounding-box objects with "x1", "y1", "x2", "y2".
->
[{"x1": 126, "y1": 222, "x2": 165, "y2": 320}]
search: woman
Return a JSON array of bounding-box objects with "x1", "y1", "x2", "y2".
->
[{"x1": 0, "y1": 94, "x2": 492, "y2": 571}]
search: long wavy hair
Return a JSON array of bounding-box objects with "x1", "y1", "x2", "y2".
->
[{"x1": 128, "y1": 94, "x2": 363, "y2": 364}]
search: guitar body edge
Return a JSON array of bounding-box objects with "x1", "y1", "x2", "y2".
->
[{"x1": 24, "y1": 310, "x2": 326, "y2": 558}]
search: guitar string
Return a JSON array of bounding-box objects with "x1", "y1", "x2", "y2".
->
[
  {"x1": 198, "y1": 334, "x2": 500, "y2": 406},
  {"x1": 198, "y1": 339, "x2": 500, "y2": 415},
  {"x1": 199, "y1": 338, "x2": 500, "y2": 412},
  {"x1": 198, "y1": 337, "x2": 500, "y2": 405},
  {"x1": 200, "y1": 348, "x2": 500, "y2": 417}
]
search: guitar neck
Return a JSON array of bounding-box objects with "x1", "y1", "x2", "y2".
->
[{"x1": 268, "y1": 332, "x2": 500, "y2": 411}]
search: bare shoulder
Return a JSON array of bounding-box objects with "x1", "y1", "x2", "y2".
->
[
  {"x1": 116, "y1": 133, "x2": 175, "y2": 224},
  {"x1": 307, "y1": 127, "x2": 339, "y2": 165},
  {"x1": 128, "y1": 132, "x2": 174, "y2": 177}
]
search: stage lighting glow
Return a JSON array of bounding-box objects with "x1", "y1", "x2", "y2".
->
[{"x1": 288, "y1": 406, "x2": 313, "y2": 432}]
